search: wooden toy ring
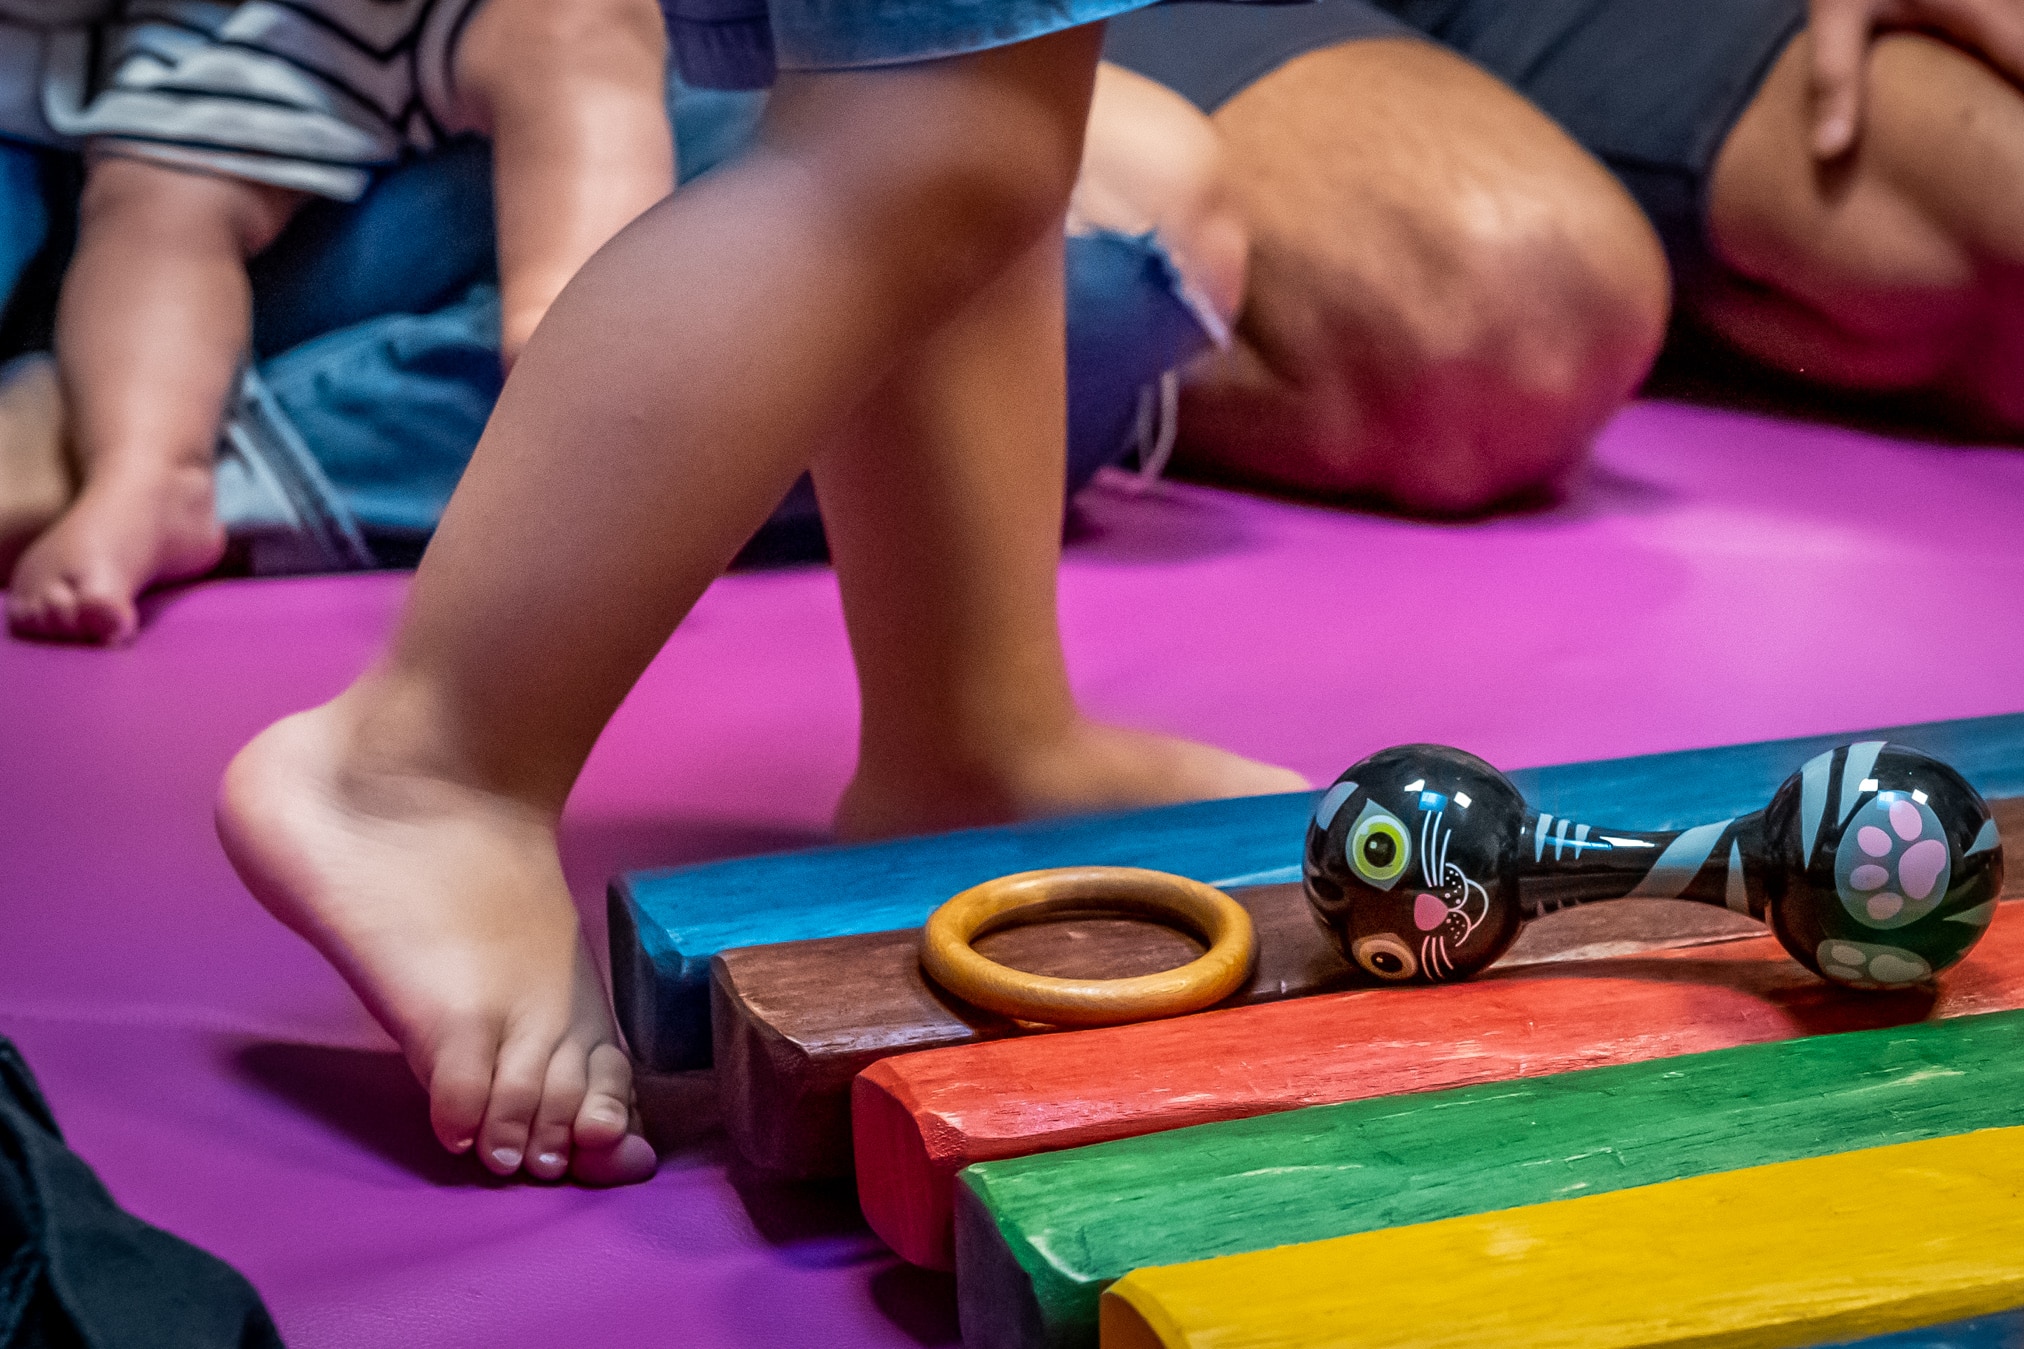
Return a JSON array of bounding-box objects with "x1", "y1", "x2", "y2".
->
[{"x1": 919, "y1": 866, "x2": 1257, "y2": 1028}]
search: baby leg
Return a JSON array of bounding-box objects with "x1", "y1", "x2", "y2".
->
[
  {"x1": 218, "y1": 30, "x2": 1113, "y2": 1182},
  {"x1": 9, "y1": 159, "x2": 302, "y2": 643},
  {"x1": 0, "y1": 355, "x2": 72, "y2": 581},
  {"x1": 821, "y1": 225, "x2": 1306, "y2": 841},
  {"x1": 454, "y1": 0, "x2": 675, "y2": 361}
]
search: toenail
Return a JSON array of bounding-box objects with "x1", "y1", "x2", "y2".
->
[
  {"x1": 592, "y1": 1103, "x2": 625, "y2": 1124},
  {"x1": 491, "y1": 1147, "x2": 523, "y2": 1171},
  {"x1": 450, "y1": 1137, "x2": 475, "y2": 1154},
  {"x1": 536, "y1": 1152, "x2": 564, "y2": 1171}
]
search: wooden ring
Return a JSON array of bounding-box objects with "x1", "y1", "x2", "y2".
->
[{"x1": 919, "y1": 866, "x2": 1257, "y2": 1027}]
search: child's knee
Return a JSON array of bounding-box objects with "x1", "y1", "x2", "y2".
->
[
  {"x1": 79, "y1": 155, "x2": 303, "y2": 257},
  {"x1": 774, "y1": 64, "x2": 1092, "y2": 282}
]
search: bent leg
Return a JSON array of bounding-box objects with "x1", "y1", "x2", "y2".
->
[
  {"x1": 9, "y1": 158, "x2": 301, "y2": 642},
  {"x1": 217, "y1": 30, "x2": 1105, "y2": 1184},
  {"x1": 821, "y1": 228, "x2": 1305, "y2": 841},
  {"x1": 1697, "y1": 32, "x2": 2024, "y2": 434},
  {"x1": 1178, "y1": 40, "x2": 1670, "y2": 513}
]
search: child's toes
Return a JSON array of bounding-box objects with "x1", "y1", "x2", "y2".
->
[
  {"x1": 525, "y1": 1051, "x2": 588, "y2": 1182},
  {"x1": 478, "y1": 1043, "x2": 553, "y2": 1175},
  {"x1": 572, "y1": 1043, "x2": 634, "y2": 1151},
  {"x1": 427, "y1": 1025, "x2": 501, "y2": 1157},
  {"x1": 569, "y1": 1045, "x2": 653, "y2": 1186},
  {"x1": 570, "y1": 1124, "x2": 656, "y2": 1187}
]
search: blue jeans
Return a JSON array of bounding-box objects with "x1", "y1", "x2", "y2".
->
[{"x1": 2, "y1": 88, "x2": 1218, "y2": 573}]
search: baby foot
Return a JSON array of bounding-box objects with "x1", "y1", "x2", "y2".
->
[
  {"x1": 0, "y1": 355, "x2": 73, "y2": 581},
  {"x1": 835, "y1": 719, "x2": 1310, "y2": 839},
  {"x1": 216, "y1": 702, "x2": 657, "y2": 1184},
  {"x1": 7, "y1": 457, "x2": 224, "y2": 644}
]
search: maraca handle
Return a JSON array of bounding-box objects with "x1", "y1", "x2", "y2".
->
[{"x1": 1518, "y1": 810, "x2": 1766, "y2": 919}]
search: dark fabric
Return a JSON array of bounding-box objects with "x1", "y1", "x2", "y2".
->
[
  {"x1": 0, "y1": 1038, "x2": 283, "y2": 1349},
  {"x1": 1104, "y1": 0, "x2": 1415, "y2": 113},
  {"x1": 249, "y1": 139, "x2": 498, "y2": 359},
  {"x1": 0, "y1": 140, "x2": 78, "y2": 362},
  {"x1": 1101, "y1": 0, "x2": 1807, "y2": 287},
  {"x1": 1386, "y1": 0, "x2": 1805, "y2": 288}
]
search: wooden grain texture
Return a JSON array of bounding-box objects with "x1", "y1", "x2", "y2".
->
[
  {"x1": 617, "y1": 713, "x2": 2024, "y2": 1070},
  {"x1": 712, "y1": 881, "x2": 1358, "y2": 1177},
  {"x1": 713, "y1": 871, "x2": 1775, "y2": 1177},
  {"x1": 864, "y1": 808, "x2": 2024, "y2": 1270},
  {"x1": 954, "y1": 1006, "x2": 2024, "y2": 1349},
  {"x1": 1098, "y1": 1126, "x2": 2024, "y2": 1349}
]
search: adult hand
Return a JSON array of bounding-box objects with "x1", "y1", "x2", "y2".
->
[{"x1": 1808, "y1": 0, "x2": 2024, "y2": 157}]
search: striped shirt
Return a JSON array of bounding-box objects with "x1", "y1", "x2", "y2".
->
[{"x1": 39, "y1": 0, "x2": 491, "y2": 200}]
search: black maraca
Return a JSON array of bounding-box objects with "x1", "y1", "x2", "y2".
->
[{"x1": 1303, "y1": 741, "x2": 2004, "y2": 988}]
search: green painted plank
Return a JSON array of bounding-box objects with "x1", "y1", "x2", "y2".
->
[
  {"x1": 614, "y1": 711, "x2": 2024, "y2": 1069},
  {"x1": 954, "y1": 1009, "x2": 2024, "y2": 1349}
]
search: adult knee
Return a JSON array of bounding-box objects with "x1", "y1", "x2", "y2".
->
[{"x1": 1269, "y1": 170, "x2": 1669, "y2": 514}]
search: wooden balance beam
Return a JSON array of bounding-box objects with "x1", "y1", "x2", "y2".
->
[
  {"x1": 952, "y1": 1010, "x2": 2024, "y2": 1349},
  {"x1": 1099, "y1": 1124, "x2": 2024, "y2": 1349},
  {"x1": 615, "y1": 712, "x2": 2024, "y2": 1071},
  {"x1": 716, "y1": 884, "x2": 1769, "y2": 1177},
  {"x1": 860, "y1": 851, "x2": 2024, "y2": 1269}
]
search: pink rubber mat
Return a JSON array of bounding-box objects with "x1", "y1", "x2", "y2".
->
[{"x1": 2, "y1": 400, "x2": 2022, "y2": 1347}]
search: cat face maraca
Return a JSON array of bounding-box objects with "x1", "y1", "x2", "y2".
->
[
  {"x1": 1760, "y1": 742, "x2": 2003, "y2": 988},
  {"x1": 1303, "y1": 738, "x2": 2005, "y2": 991},
  {"x1": 1302, "y1": 745, "x2": 1528, "y2": 982}
]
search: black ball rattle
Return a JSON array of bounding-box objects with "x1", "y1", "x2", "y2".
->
[{"x1": 1303, "y1": 741, "x2": 2005, "y2": 989}]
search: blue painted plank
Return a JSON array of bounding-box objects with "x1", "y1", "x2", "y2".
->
[
  {"x1": 1821, "y1": 1311, "x2": 2024, "y2": 1347},
  {"x1": 612, "y1": 711, "x2": 2024, "y2": 1070}
]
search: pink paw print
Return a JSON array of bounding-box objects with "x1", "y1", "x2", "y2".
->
[{"x1": 1835, "y1": 792, "x2": 1951, "y2": 930}]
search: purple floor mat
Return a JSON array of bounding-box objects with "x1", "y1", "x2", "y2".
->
[{"x1": 2, "y1": 400, "x2": 2022, "y2": 1347}]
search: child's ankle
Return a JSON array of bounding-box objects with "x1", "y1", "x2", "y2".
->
[{"x1": 328, "y1": 674, "x2": 568, "y2": 821}]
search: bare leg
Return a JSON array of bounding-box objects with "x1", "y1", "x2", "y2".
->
[
  {"x1": 218, "y1": 30, "x2": 1119, "y2": 1184},
  {"x1": 8, "y1": 160, "x2": 301, "y2": 643},
  {"x1": 1697, "y1": 32, "x2": 2024, "y2": 434},
  {"x1": 0, "y1": 355, "x2": 72, "y2": 580},
  {"x1": 454, "y1": 0, "x2": 676, "y2": 362},
  {"x1": 1173, "y1": 40, "x2": 1671, "y2": 513},
  {"x1": 825, "y1": 228, "x2": 1305, "y2": 840}
]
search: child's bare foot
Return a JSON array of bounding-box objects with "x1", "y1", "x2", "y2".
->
[
  {"x1": 834, "y1": 719, "x2": 1310, "y2": 840},
  {"x1": 0, "y1": 355, "x2": 74, "y2": 582},
  {"x1": 216, "y1": 700, "x2": 657, "y2": 1185},
  {"x1": 6, "y1": 449, "x2": 224, "y2": 645}
]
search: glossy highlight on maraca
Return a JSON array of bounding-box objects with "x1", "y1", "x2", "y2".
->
[{"x1": 1303, "y1": 742, "x2": 2004, "y2": 988}]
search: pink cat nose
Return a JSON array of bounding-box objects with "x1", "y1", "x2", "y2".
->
[{"x1": 1414, "y1": 893, "x2": 1448, "y2": 931}]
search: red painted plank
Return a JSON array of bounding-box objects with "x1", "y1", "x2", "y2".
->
[{"x1": 856, "y1": 874, "x2": 2024, "y2": 1271}]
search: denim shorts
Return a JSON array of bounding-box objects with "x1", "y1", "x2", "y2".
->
[{"x1": 663, "y1": 0, "x2": 1287, "y2": 89}]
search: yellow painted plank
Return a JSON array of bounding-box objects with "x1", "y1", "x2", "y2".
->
[{"x1": 1100, "y1": 1125, "x2": 2024, "y2": 1349}]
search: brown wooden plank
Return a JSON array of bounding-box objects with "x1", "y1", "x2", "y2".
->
[{"x1": 710, "y1": 880, "x2": 1764, "y2": 1177}]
